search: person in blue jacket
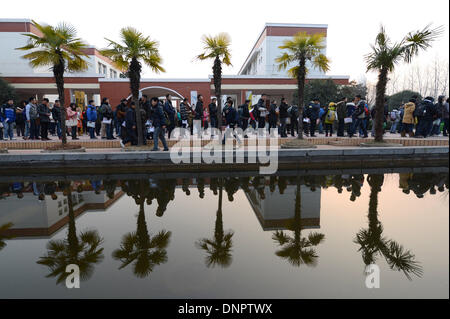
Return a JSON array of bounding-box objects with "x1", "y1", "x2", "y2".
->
[
  {"x1": 86, "y1": 100, "x2": 98, "y2": 139},
  {"x1": 2, "y1": 99, "x2": 16, "y2": 140}
]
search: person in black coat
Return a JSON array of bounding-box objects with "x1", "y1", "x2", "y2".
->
[
  {"x1": 150, "y1": 97, "x2": 169, "y2": 151},
  {"x1": 38, "y1": 98, "x2": 51, "y2": 140},
  {"x1": 279, "y1": 98, "x2": 289, "y2": 137},
  {"x1": 121, "y1": 102, "x2": 137, "y2": 146},
  {"x1": 222, "y1": 100, "x2": 241, "y2": 145}
]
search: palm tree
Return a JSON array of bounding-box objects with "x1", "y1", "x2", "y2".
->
[
  {"x1": 354, "y1": 174, "x2": 423, "y2": 280},
  {"x1": 272, "y1": 178, "x2": 325, "y2": 266},
  {"x1": 101, "y1": 27, "x2": 165, "y2": 146},
  {"x1": 276, "y1": 32, "x2": 330, "y2": 140},
  {"x1": 366, "y1": 25, "x2": 443, "y2": 142},
  {"x1": 16, "y1": 20, "x2": 89, "y2": 145},
  {"x1": 0, "y1": 222, "x2": 14, "y2": 252},
  {"x1": 113, "y1": 181, "x2": 171, "y2": 278},
  {"x1": 196, "y1": 179, "x2": 234, "y2": 268},
  {"x1": 196, "y1": 33, "x2": 232, "y2": 129},
  {"x1": 37, "y1": 185, "x2": 104, "y2": 284}
]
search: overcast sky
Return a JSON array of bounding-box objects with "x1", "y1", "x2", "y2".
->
[{"x1": 4, "y1": 0, "x2": 449, "y2": 81}]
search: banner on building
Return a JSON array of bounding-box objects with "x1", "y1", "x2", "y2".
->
[{"x1": 190, "y1": 91, "x2": 197, "y2": 106}]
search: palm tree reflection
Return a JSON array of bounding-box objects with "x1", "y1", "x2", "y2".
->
[
  {"x1": 196, "y1": 178, "x2": 234, "y2": 268},
  {"x1": 354, "y1": 174, "x2": 423, "y2": 280},
  {"x1": 37, "y1": 183, "x2": 104, "y2": 284},
  {"x1": 113, "y1": 180, "x2": 171, "y2": 278},
  {"x1": 272, "y1": 178, "x2": 325, "y2": 267}
]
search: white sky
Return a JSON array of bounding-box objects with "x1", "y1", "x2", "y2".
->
[{"x1": 4, "y1": 0, "x2": 449, "y2": 81}]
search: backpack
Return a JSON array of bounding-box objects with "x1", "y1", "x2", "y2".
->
[
  {"x1": 414, "y1": 103, "x2": 426, "y2": 118},
  {"x1": 390, "y1": 111, "x2": 397, "y2": 121},
  {"x1": 326, "y1": 110, "x2": 336, "y2": 122}
]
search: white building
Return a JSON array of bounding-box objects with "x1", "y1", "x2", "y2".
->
[
  {"x1": 239, "y1": 23, "x2": 328, "y2": 78},
  {"x1": 0, "y1": 19, "x2": 122, "y2": 78}
]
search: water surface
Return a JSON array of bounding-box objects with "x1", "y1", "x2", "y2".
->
[{"x1": 0, "y1": 169, "x2": 448, "y2": 298}]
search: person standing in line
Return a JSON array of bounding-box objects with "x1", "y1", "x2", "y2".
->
[
  {"x1": 193, "y1": 94, "x2": 204, "y2": 137},
  {"x1": 400, "y1": 98, "x2": 416, "y2": 137},
  {"x1": 66, "y1": 103, "x2": 79, "y2": 140},
  {"x1": 15, "y1": 101, "x2": 26, "y2": 139},
  {"x1": 86, "y1": 100, "x2": 98, "y2": 139},
  {"x1": 257, "y1": 94, "x2": 268, "y2": 132},
  {"x1": 352, "y1": 98, "x2": 368, "y2": 138},
  {"x1": 222, "y1": 99, "x2": 241, "y2": 146},
  {"x1": 2, "y1": 98, "x2": 16, "y2": 140},
  {"x1": 209, "y1": 98, "x2": 218, "y2": 129},
  {"x1": 336, "y1": 97, "x2": 347, "y2": 137},
  {"x1": 278, "y1": 98, "x2": 289, "y2": 138},
  {"x1": 345, "y1": 100, "x2": 356, "y2": 137},
  {"x1": 289, "y1": 104, "x2": 299, "y2": 137},
  {"x1": 164, "y1": 94, "x2": 176, "y2": 139},
  {"x1": 324, "y1": 102, "x2": 338, "y2": 137},
  {"x1": 38, "y1": 98, "x2": 51, "y2": 140},
  {"x1": 51, "y1": 100, "x2": 62, "y2": 140},
  {"x1": 268, "y1": 100, "x2": 278, "y2": 132},
  {"x1": 239, "y1": 99, "x2": 250, "y2": 133},
  {"x1": 179, "y1": 98, "x2": 190, "y2": 137},
  {"x1": 430, "y1": 95, "x2": 446, "y2": 136},
  {"x1": 116, "y1": 98, "x2": 128, "y2": 138},
  {"x1": 100, "y1": 97, "x2": 114, "y2": 140},
  {"x1": 150, "y1": 97, "x2": 169, "y2": 151},
  {"x1": 415, "y1": 97, "x2": 436, "y2": 138},
  {"x1": 26, "y1": 97, "x2": 39, "y2": 140},
  {"x1": 306, "y1": 98, "x2": 321, "y2": 137},
  {"x1": 442, "y1": 97, "x2": 449, "y2": 136},
  {"x1": 120, "y1": 101, "x2": 138, "y2": 147}
]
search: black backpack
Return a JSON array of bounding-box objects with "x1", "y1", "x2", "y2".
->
[{"x1": 414, "y1": 103, "x2": 426, "y2": 118}]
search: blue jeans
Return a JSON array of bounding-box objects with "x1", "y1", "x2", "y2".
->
[
  {"x1": 55, "y1": 122, "x2": 62, "y2": 138},
  {"x1": 353, "y1": 118, "x2": 367, "y2": 137},
  {"x1": 106, "y1": 124, "x2": 114, "y2": 139},
  {"x1": 25, "y1": 121, "x2": 30, "y2": 138},
  {"x1": 89, "y1": 127, "x2": 96, "y2": 138},
  {"x1": 153, "y1": 126, "x2": 168, "y2": 150},
  {"x1": 4, "y1": 121, "x2": 14, "y2": 139},
  {"x1": 390, "y1": 121, "x2": 399, "y2": 133}
]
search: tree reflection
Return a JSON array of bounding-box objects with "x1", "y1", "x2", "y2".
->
[
  {"x1": 272, "y1": 178, "x2": 325, "y2": 267},
  {"x1": 196, "y1": 178, "x2": 234, "y2": 268},
  {"x1": 37, "y1": 183, "x2": 104, "y2": 284},
  {"x1": 0, "y1": 222, "x2": 14, "y2": 252},
  {"x1": 354, "y1": 174, "x2": 423, "y2": 280},
  {"x1": 113, "y1": 180, "x2": 171, "y2": 278}
]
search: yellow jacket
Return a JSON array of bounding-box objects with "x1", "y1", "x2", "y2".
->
[{"x1": 402, "y1": 102, "x2": 415, "y2": 124}]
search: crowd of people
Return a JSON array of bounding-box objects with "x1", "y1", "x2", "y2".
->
[{"x1": 1, "y1": 93, "x2": 448, "y2": 146}]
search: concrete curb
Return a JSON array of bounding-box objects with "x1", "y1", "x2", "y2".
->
[{"x1": 0, "y1": 146, "x2": 447, "y2": 169}]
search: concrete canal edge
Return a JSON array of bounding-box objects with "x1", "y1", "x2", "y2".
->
[{"x1": 0, "y1": 146, "x2": 448, "y2": 173}]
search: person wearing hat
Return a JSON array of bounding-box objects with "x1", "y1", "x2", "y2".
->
[{"x1": 324, "y1": 102, "x2": 338, "y2": 137}]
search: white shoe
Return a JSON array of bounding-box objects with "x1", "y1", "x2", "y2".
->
[{"x1": 120, "y1": 140, "x2": 125, "y2": 148}]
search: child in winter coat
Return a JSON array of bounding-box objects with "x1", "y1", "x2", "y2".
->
[{"x1": 324, "y1": 102, "x2": 338, "y2": 137}]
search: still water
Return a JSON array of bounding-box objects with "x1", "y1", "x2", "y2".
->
[{"x1": 0, "y1": 169, "x2": 448, "y2": 298}]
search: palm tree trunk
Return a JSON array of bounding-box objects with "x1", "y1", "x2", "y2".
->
[
  {"x1": 296, "y1": 58, "x2": 307, "y2": 140},
  {"x1": 66, "y1": 189, "x2": 79, "y2": 252},
  {"x1": 213, "y1": 57, "x2": 222, "y2": 129},
  {"x1": 374, "y1": 68, "x2": 388, "y2": 143},
  {"x1": 129, "y1": 58, "x2": 144, "y2": 146},
  {"x1": 215, "y1": 179, "x2": 224, "y2": 244},
  {"x1": 53, "y1": 57, "x2": 67, "y2": 145},
  {"x1": 294, "y1": 178, "x2": 302, "y2": 243}
]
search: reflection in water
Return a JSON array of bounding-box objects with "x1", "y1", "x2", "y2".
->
[
  {"x1": 0, "y1": 222, "x2": 14, "y2": 252},
  {"x1": 113, "y1": 180, "x2": 171, "y2": 278},
  {"x1": 37, "y1": 182, "x2": 104, "y2": 285},
  {"x1": 354, "y1": 175, "x2": 423, "y2": 280},
  {"x1": 0, "y1": 169, "x2": 448, "y2": 289},
  {"x1": 196, "y1": 179, "x2": 234, "y2": 268},
  {"x1": 272, "y1": 178, "x2": 325, "y2": 267}
]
